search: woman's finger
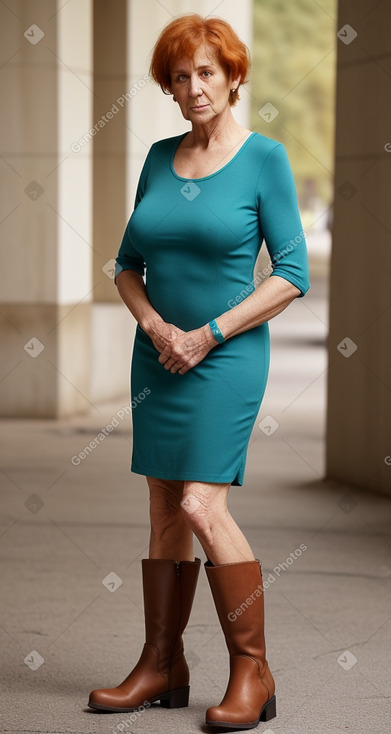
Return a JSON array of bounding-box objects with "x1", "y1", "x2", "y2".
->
[{"x1": 158, "y1": 349, "x2": 170, "y2": 364}]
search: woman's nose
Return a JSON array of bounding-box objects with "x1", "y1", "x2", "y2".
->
[{"x1": 189, "y1": 76, "x2": 202, "y2": 97}]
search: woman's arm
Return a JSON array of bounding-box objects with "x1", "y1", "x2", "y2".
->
[
  {"x1": 212, "y1": 275, "x2": 300, "y2": 340},
  {"x1": 117, "y1": 270, "x2": 300, "y2": 375},
  {"x1": 113, "y1": 143, "x2": 187, "y2": 352},
  {"x1": 158, "y1": 275, "x2": 300, "y2": 375},
  {"x1": 115, "y1": 270, "x2": 185, "y2": 352}
]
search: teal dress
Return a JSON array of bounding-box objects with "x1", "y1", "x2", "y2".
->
[{"x1": 115, "y1": 132, "x2": 310, "y2": 486}]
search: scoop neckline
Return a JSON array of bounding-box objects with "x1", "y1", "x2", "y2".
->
[{"x1": 170, "y1": 131, "x2": 256, "y2": 182}]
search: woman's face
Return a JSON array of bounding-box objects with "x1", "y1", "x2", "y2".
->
[{"x1": 170, "y1": 44, "x2": 237, "y2": 123}]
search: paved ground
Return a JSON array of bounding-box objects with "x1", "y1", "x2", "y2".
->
[{"x1": 1, "y1": 277, "x2": 391, "y2": 734}]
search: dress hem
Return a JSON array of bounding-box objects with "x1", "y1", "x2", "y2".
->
[{"x1": 130, "y1": 464, "x2": 243, "y2": 487}]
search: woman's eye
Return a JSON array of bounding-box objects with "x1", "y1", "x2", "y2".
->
[
  {"x1": 202, "y1": 71, "x2": 211, "y2": 77},
  {"x1": 177, "y1": 74, "x2": 187, "y2": 82}
]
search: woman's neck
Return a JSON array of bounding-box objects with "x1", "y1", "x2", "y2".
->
[{"x1": 187, "y1": 107, "x2": 246, "y2": 149}]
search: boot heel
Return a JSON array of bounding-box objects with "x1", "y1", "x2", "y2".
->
[
  {"x1": 160, "y1": 686, "x2": 190, "y2": 708},
  {"x1": 260, "y1": 694, "x2": 276, "y2": 721}
]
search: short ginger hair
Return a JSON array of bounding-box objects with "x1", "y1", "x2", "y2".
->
[{"x1": 149, "y1": 14, "x2": 250, "y2": 106}]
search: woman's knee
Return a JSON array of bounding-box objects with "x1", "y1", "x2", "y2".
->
[{"x1": 180, "y1": 481, "x2": 229, "y2": 536}]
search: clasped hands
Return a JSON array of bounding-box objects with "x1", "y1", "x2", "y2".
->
[{"x1": 147, "y1": 319, "x2": 218, "y2": 375}]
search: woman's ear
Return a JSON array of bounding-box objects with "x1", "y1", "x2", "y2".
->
[{"x1": 231, "y1": 74, "x2": 241, "y2": 90}]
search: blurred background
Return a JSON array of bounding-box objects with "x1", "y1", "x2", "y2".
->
[{"x1": 1, "y1": 2, "x2": 391, "y2": 733}]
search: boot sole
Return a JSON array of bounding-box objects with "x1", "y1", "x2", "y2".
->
[
  {"x1": 205, "y1": 694, "x2": 276, "y2": 729},
  {"x1": 88, "y1": 685, "x2": 190, "y2": 712}
]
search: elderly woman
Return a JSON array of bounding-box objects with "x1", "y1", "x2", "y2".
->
[{"x1": 88, "y1": 13, "x2": 309, "y2": 731}]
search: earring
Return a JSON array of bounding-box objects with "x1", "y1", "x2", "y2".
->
[{"x1": 231, "y1": 88, "x2": 237, "y2": 93}]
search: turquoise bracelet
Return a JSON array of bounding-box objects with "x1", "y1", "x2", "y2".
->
[{"x1": 208, "y1": 319, "x2": 225, "y2": 344}]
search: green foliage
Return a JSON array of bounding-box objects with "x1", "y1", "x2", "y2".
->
[{"x1": 251, "y1": 0, "x2": 337, "y2": 205}]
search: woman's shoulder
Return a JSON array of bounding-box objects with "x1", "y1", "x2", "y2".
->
[
  {"x1": 247, "y1": 132, "x2": 292, "y2": 180},
  {"x1": 148, "y1": 132, "x2": 188, "y2": 156},
  {"x1": 249, "y1": 131, "x2": 284, "y2": 156}
]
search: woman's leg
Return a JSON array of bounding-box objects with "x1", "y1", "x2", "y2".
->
[
  {"x1": 180, "y1": 481, "x2": 254, "y2": 565},
  {"x1": 180, "y1": 481, "x2": 276, "y2": 728},
  {"x1": 147, "y1": 476, "x2": 194, "y2": 561},
  {"x1": 88, "y1": 475, "x2": 199, "y2": 712}
]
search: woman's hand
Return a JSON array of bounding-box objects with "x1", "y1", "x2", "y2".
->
[
  {"x1": 145, "y1": 318, "x2": 186, "y2": 354},
  {"x1": 157, "y1": 324, "x2": 217, "y2": 375}
]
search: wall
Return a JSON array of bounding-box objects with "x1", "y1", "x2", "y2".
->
[{"x1": 326, "y1": 0, "x2": 391, "y2": 495}]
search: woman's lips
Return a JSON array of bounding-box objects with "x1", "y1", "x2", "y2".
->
[{"x1": 191, "y1": 104, "x2": 209, "y2": 111}]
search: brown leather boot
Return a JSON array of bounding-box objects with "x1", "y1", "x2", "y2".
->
[
  {"x1": 205, "y1": 559, "x2": 276, "y2": 729},
  {"x1": 88, "y1": 557, "x2": 201, "y2": 712}
]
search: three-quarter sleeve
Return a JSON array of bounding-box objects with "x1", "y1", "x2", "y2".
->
[
  {"x1": 256, "y1": 143, "x2": 310, "y2": 297},
  {"x1": 114, "y1": 146, "x2": 154, "y2": 282}
]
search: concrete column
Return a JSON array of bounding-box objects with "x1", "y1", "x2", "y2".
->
[
  {"x1": 89, "y1": 1, "x2": 133, "y2": 403},
  {"x1": 0, "y1": 0, "x2": 93, "y2": 417},
  {"x1": 326, "y1": 1, "x2": 391, "y2": 495},
  {"x1": 92, "y1": 0, "x2": 127, "y2": 305}
]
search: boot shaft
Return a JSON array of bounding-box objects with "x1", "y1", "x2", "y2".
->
[
  {"x1": 142, "y1": 558, "x2": 201, "y2": 658},
  {"x1": 205, "y1": 559, "x2": 267, "y2": 662}
]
